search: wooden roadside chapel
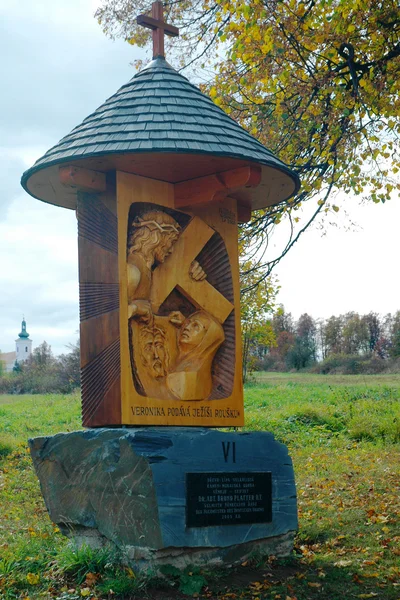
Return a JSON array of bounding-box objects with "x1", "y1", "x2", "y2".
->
[{"x1": 23, "y1": 2, "x2": 299, "y2": 568}]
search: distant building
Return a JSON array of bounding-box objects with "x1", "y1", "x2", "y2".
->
[{"x1": 0, "y1": 318, "x2": 33, "y2": 373}]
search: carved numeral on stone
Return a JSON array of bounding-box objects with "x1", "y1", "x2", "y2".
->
[{"x1": 222, "y1": 441, "x2": 236, "y2": 463}]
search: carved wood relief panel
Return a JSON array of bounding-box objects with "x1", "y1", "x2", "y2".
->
[{"x1": 127, "y1": 202, "x2": 235, "y2": 402}]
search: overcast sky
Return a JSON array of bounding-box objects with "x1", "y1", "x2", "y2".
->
[{"x1": 1, "y1": 0, "x2": 399, "y2": 355}]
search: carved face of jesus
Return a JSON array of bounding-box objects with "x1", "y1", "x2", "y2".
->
[
  {"x1": 141, "y1": 327, "x2": 167, "y2": 378},
  {"x1": 154, "y1": 232, "x2": 179, "y2": 264},
  {"x1": 152, "y1": 329, "x2": 167, "y2": 377},
  {"x1": 179, "y1": 316, "x2": 207, "y2": 351}
]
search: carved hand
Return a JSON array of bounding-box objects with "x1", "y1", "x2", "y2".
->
[
  {"x1": 128, "y1": 299, "x2": 153, "y2": 324},
  {"x1": 168, "y1": 311, "x2": 186, "y2": 327},
  {"x1": 189, "y1": 260, "x2": 207, "y2": 281}
]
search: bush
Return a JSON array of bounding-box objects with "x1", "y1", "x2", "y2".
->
[
  {"x1": 312, "y1": 353, "x2": 389, "y2": 375},
  {"x1": 0, "y1": 341, "x2": 80, "y2": 395},
  {"x1": 254, "y1": 356, "x2": 288, "y2": 372}
]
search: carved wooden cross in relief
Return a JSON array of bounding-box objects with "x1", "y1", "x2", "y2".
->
[{"x1": 137, "y1": 1, "x2": 179, "y2": 59}]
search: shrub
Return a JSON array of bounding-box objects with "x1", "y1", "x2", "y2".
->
[
  {"x1": 0, "y1": 341, "x2": 80, "y2": 395},
  {"x1": 312, "y1": 353, "x2": 388, "y2": 375}
]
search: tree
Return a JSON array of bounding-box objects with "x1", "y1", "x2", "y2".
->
[
  {"x1": 240, "y1": 258, "x2": 277, "y2": 381},
  {"x1": 272, "y1": 306, "x2": 295, "y2": 337},
  {"x1": 57, "y1": 340, "x2": 81, "y2": 390},
  {"x1": 316, "y1": 318, "x2": 327, "y2": 360},
  {"x1": 274, "y1": 330, "x2": 296, "y2": 362},
  {"x1": 341, "y1": 312, "x2": 369, "y2": 354},
  {"x1": 96, "y1": 0, "x2": 400, "y2": 283},
  {"x1": 286, "y1": 313, "x2": 317, "y2": 369},
  {"x1": 0, "y1": 339, "x2": 80, "y2": 394},
  {"x1": 362, "y1": 312, "x2": 382, "y2": 353},
  {"x1": 30, "y1": 341, "x2": 54, "y2": 369},
  {"x1": 324, "y1": 315, "x2": 343, "y2": 355},
  {"x1": 13, "y1": 360, "x2": 22, "y2": 373},
  {"x1": 389, "y1": 311, "x2": 400, "y2": 358}
]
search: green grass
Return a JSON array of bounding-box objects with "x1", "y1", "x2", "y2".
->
[
  {"x1": 245, "y1": 371, "x2": 400, "y2": 445},
  {"x1": 0, "y1": 375, "x2": 399, "y2": 599}
]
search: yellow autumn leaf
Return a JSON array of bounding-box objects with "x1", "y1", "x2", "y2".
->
[
  {"x1": 80, "y1": 587, "x2": 91, "y2": 597},
  {"x1": 125, "y1": 567, "x2": 136, "y2": 579},
  {"x1": 26, "y1": 573, "x2": 40, "y2": 585},
  {"x1": 376, "y1": 514, "x2": 389, "y2": 522}
]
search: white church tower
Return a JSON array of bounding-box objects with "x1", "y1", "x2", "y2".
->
[{"x1": 15, "y1": 317, "x2": 32, "y2": 364}]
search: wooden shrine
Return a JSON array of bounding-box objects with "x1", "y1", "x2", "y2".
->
[{"x1": 21, "y1": 2, "x2": 299, "y2": 429}]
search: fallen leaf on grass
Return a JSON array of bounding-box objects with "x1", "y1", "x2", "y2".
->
[
  {"x1": 85, "y1": 573, "x2": 98, "y2": 587},
  {"x1": 357, "y1": 594, "x2": 378, "y2": 598},
  {"x1": 308, "y1": 582, "x2": 322, "y2": 588},
  {"x1": 334, "y1": 560, "x2": 352, "y2": 567},
  {"x1": 26, "y1": 573, "x2": 40, "y2": 585},
  {"x1": 126, "y1": 567, "x2": 136, "y2": 579}
]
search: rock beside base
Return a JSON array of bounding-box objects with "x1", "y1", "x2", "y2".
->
[{"x1": 29, "y1": 428, "x2": 297, "y2": 570}]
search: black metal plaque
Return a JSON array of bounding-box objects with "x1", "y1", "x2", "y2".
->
[{"x1": 186, "y1": 472, "x2": 272, "y2": 528}]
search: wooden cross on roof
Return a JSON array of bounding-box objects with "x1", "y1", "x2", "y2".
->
[{"x1": 137, "y1": 1, "x2": 179, "y2": 60}]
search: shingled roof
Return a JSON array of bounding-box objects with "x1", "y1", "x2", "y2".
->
[{"x1": 22, "y1": 57, "x2": 299, "y2": 209}]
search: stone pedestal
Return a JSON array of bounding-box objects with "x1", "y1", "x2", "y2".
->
[{"x1": 29, "y1": 428, "x2": 297, "y2": 570}]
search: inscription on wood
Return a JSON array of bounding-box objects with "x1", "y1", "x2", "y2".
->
[{"x1": 186, "y1": 472, "x2": 272, "y2": 528}]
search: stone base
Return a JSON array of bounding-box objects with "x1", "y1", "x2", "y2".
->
[
  {"x1": 70, "y1": 528, "x2": 296, "y2": 571},
  {"x1": 29, "y1": 428, "x2": 297, "y2": 570}
]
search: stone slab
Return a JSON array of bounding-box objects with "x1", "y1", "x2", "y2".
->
[{"x1": 29, "y1": 428, "x2": 297, "y2": 568}]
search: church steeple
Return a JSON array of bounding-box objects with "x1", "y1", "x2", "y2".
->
[
  {"x1": 18, "y1": 317, "x2": 30, "y2": 339},
  {"x1": 15, "y1": 317, "x2": 33, "y2": 363}
]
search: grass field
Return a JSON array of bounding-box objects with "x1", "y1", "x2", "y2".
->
[{"x1": 0, "y1": 374, "x2": 399, "y2": 599}]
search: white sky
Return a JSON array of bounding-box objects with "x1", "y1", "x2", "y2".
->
[{"x1": 0, "y1": 0, "x2": 399, "y2": 355}]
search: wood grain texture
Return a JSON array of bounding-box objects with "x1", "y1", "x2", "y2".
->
[
  {"x1": 59, "y1": 165, "x2": 106, "y2": 193},
  {"x1": 77, "y1": 190, "x2": 122, "y2": 427},
  {"x1": 79, "y1": 282, "x2": 119, "y2": 321},
  {"x1": 80, "y1": 310, "x2": 120, "y2": 368},
  {"x1": 81, "y1": 339, "x2": 121, "y2": 426},
  {"x1": 175, "y1": 174, "x2": 227, "y2": 208},
  {"x1": 175, "y1": 166, "x2": 262, "y2": 210},
  {"x1": 78, "y1": 238, "x2": 119, "y2": 284},
  {"x1": 237, "y1": 202, "x2": 252, "y2": 223},
  {"x1": 218, "y1": 166, "x2": 261, "y2": 189},
  {"x1": 77, "y1": 192, "x2": 118, "y2": 255},
  {"x1": 196, "y1": 233, "x2": 235, "y2": 399}
]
